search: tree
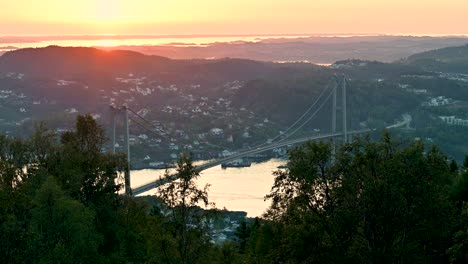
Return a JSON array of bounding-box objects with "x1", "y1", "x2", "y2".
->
[
  {"x1": 235, "y1": 220, "x2": 250, "y2": 253},
  {"x1": 452, "y1": 160, "x2": 468, "y2": 206},
  {"x1": 41, "y1": 115, "x2": 126, "y2": 257},
  {"x1": 264, "y1": 134, "x2": 456, "y2": 263},
  {"x1": 448, "y1": 203, "x2": 468, "y2": 264},
  {"x1": 450, "y1": 158, "x2": 468, "y2": 264},
  {"x1": 113, "y1": 197, "x2": 151, "y2": 263},
  {"x1": 28, "y1": 177, "x2": 102, "y2": 263},
  {"x1": 60, "y1": 114, "x2": 106, "y2": 155},
  {"x1": 30, "y1": 122, "x2": 56, "y2": 165},
  {"x1": 0, "y1": 135, "x2": 34, "y2": 263},
  {"x1": 45, "y1": 114, "x2": 126, "y2": 206},
  {"x1": 157, "y1": 152, "x2": 214, "y2": 264},
  {"x1": 0, "y1": 135, "x2": 33, "y2": 192},
  {"x1": 451, "y1": 160, "x2": 459, "y2": 173}
]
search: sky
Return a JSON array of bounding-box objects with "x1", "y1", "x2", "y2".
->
[{"x1": 1, "y1": 0, "x2": 467, "y2": 36}]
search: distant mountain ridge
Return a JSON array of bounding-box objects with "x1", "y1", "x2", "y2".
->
[
  {"x1": 0, "y1": 46, "x2": 297, "y2": 81},
  {"x1": 1, "y1": 45, "x2": 468, "y2": 161},
  {"x1": 99, "y1": 36, "x2": 468, "y2": 63},
  {"x1": 0, "y1": 46, "x2": 322, "y2": 115},
  {"x1": 404, "y1": 43, "x2": 468, "y2": 73},
  {"x1": 0, "y1": 46, "x2": 171, "y2": 78},
  {"x1": 406, "y1": 43, "x2": 468, "y2": 62},
  {"x1": 3, "y1": 35, "x2": 468, "y2": 64}
]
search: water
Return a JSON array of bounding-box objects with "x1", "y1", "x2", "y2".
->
[
  {"x1": 0, "y1": 35, "x2": 309, "y2": 51},
  {"x1": 130, "y1": 159, "x2": 286, "y2": 217}
]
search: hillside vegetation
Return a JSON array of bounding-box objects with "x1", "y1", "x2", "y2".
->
[
  {"x1": 0, "y1": 46, "x2": 467, "y2": 162},
  {"x1": 0, "y1": 116, "x2": 467, "y2": 263}
]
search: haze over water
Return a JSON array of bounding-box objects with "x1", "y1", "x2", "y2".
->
[
  {"x1": 130, "y1": 159, "x2": 286, "y2": 217},
  {"x1": 0, "y1": 35, "x2": 311, "y2": 51}
]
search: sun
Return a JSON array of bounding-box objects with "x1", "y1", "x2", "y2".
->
[{"x1": 95, "y1": 0, "x2": 121, "y2": 23}]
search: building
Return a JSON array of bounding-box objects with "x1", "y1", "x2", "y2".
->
[{"x1": 439, "y1": 116, "x2": 468, "y2": 127}]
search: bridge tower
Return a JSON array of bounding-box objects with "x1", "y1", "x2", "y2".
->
[
  {"x1": 331, "y1": 75, "x2": 348, "y2": 145},
  {"x1": 342, "y1": 75, "x2": 348, "y2": 143},
  {"x1": 332, "y1": 76, "x2": 337, "y2": 135},
  {"x1": 109, "y1": 104, "x2": 132, "y2": 196},
  {"x1": 122, "y1": 105, "x2": 132, "y2": 195},
  {"x1": 110, "y1": 104, "x2": 118, "y2": 154}
]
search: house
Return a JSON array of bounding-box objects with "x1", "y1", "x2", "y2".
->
[
  {"x1": 439, "y1": 116, "x2": 468, "y2": 126},
  {"x1": 184, "y1": 144, "x2": 193, "y2": 150},
  {"x1": 66, "y1": 108, "x2": 78, "y2": 114},
  {"x1": 169, "y1": 143, "x2": 179, "y2": 150},
  {"x1": 210, "y1": 128, "x2": 224, "y2": 136},
  {"x1": 422, "y1": 96, "x2": 451, "y2": 107},
  {"x1": 149, "y1": 161, "x2": 164, "y2": 167},
  {"x1": 221, "y1": 150, "x2": 234, "y2": 157}
]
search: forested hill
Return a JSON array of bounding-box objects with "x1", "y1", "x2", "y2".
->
[
  {"x1": 403, "y1": 43, "x2": 468, "y2": 73},
  {"x1": 0, "y1": 46, "x2": 418, "y2": 129},
  {"x1": 1, "y1": 46, "x2": 468, "y2": 161},
  {"x1": 407, "y1": 43, "x2": 468, "y2": 62},
  {"x1": 0, "y1": 46, "x2": 320, "y2": 82},
  {"x1": 0, "y1": 46, "x2": 170, "y2": 78}
]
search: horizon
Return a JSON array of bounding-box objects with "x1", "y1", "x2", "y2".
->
[
  {"x1": 2, "y1": 33, "x2": 467, "y2": 54},
  {"x1": 3, "y1": 33, "x2": 468, "y2": 38}
]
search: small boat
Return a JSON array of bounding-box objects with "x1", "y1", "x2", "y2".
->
[
  {"x1": 277, "y1": 164, "x2": 289, "y2": 169},
  {"x1": 221, "y1": 160, "x2": 252, "y2": 169},
  {"x1": 149, "y1": 162, "x2": 176, "y2": 169}
]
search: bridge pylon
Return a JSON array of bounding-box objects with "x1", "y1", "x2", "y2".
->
[
  {"x1": 109, "y1": 104, "x2": 132, "y2": 196},
  {"x1": 342, "y1": 75, "x2": 348, "y2": 143},
  {"x1": 110, "y1": 104, "x2": 118, "y2": 154},
  {"x1": 331, "y1": 75, "x2": 348, "y2": 147}
]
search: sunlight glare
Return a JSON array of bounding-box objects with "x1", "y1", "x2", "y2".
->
[
  {"x1": 95, "y1": 0, "x2": 121, "y2": 23},
  {"x1": 96, "y1": 39, "x2": 119, "y2": 47}
]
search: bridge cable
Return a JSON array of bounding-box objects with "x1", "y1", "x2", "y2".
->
[
  {"x1": 128, "y1": 116, "x2": 166, "y2": 141},
  {"x1": 127, "y1": 108, "x2": 157, "y2": 128},
  {"x1": 254, "y1": 77, "x2": 336, "y2": 149},
  {"x1": 271, "y1": 79, "x2": 334, "y2": 141},
  {"x1": 274, "y1": 81, "x2": 337, "y2": 144},
  {"x1": 128, "y1": 78, "x2": 335, "y2": 163},
  {"x1": 221, "y1": 77, "x2": 336, "y2": 156},
  {"x1": 127, "y1": 107, "x2": 171, "y2": 139}
]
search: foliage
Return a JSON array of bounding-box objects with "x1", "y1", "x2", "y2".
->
[
  {"x1": 448, "y1": 202, "x2": 468, "y2": 263},
  {"x1": 0, "y1": 116, "x2": 467, "y2": 263},
  {"x1": 28, "y1": 177, "x2": 102, "y2": 263},
  {"x1": 157, "y1": 152, "x2": 214, "y2": 264},
  {"x1": 260, "y1": 133, "x2": 459, "y2": 263}
]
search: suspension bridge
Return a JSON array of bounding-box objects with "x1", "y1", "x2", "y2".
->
[{"x1": 109, "y1": 75, "x2": 411, "y2": 196}]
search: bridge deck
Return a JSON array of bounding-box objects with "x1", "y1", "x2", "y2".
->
[{"x1": 132, "y1": 129, "x2": 371, "y2": 195}]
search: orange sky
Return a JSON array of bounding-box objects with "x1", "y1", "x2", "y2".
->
[{"x1": 1, "y1": 0, "x2": 467, "y2": 35}]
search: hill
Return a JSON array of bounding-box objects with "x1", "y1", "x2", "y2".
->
[
  {"x1": 404, "y1": 44, "x2": 468, "y2": 73},
  {"x1": 0, "y1": 46, "x2": 467, "y2": 162},
  {"x1": 0, "y1": 46, "x2": 172, "y2": 78},
  {"x1": 100, "y1": 36, "x2": 468, "y2": 64}
]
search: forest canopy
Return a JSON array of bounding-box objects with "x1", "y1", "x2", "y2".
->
[{"x1": 0, "y1": 115, "x2": 467, "y2": 263}]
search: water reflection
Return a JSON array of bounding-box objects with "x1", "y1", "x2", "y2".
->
[
  {"x1": 1, "y1": 35, "x2": 309, "y2": 50},
  {"x1": 130, "y1": 159, "x2": 286, "y2": 217}
]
